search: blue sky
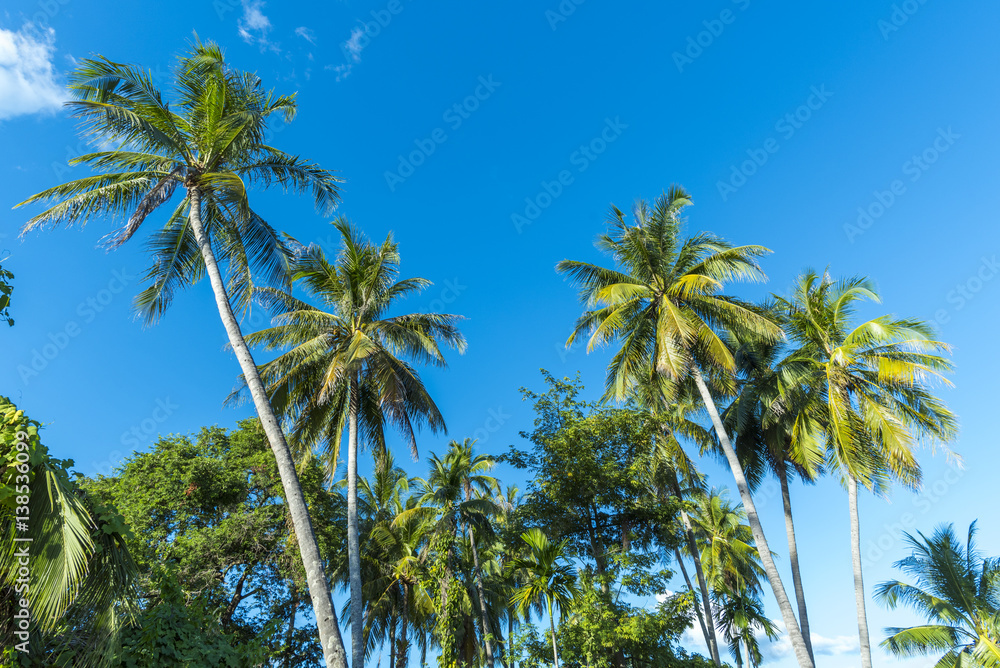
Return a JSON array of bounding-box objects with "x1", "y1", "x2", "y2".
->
[{"x1": 2, "y1": 1, "x2": 999, "y2": 666}]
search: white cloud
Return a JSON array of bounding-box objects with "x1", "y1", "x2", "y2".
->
[
  {"x1": 329, "y1": 26, "x2": 366, "y2": 82},
  {"x1": 237, "y1": 0, "x2": 278, "y2": 51},
  {"x1": 294, "y1": 26, "x2": 316, "y2": 44},
  {"x1": 682, "y1": 618, "x2": 859, "y2": 665},
  {"x1": 0, "y1": 24, "x2": 65, "y2": 121}
]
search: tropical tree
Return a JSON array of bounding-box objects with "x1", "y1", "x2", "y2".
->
[
  {"x1": 556, "y1": 187, "x2": 814, "y2": 667},
  {"x1": 724, "y1": 330, "x2": 825, "y2": 663},
  {"x1": 243, "y1": 220, "x2": 465, "y2": 668},
  {"x1": 0, "y1": 262, "x2": 13, "y2": 327},
  {"x1": 776, "y1": 271, "x2": 958, "y2": 668},
  {"x1": 15, "y1": 42, "x2": 348, "y2": 667},
  {"x1": 1, "y1": 397, "x2": 137, "y2": 666},
  {"x1": 508, "y1": 529, "x2": 579, "y2": 668},
  {"x1": 876, "y1": 522, "x2": 1000, "y2": 668}
]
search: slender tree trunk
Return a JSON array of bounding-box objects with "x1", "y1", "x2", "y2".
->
[
  {"x1": 186, "y1": 187, "x2": 347, "y2": 668},
  {"x1": 347, "y1": 376, "x2": 365, "y2": 668},
  {"x1": 673, "y1": 547, "x2": 713, "y2": 660},
  {"x1": 848, "y1": 474, "x2": 873, "y2": 668},
  {"x1": 548, "y1": 598, "x2": 560, "y2": 668},
  {"x1": 670, "y1": 474, "x2": 721, "y2": 667},
  {"x1": 397, "y1": 582, "x2": 410, "y2": 668},
  {"x1": 689, "y1": 366, "x2": 814, "y2": 668},
  {"x1": 777, "y1": 459, "x2": 814, "y2": 662},
  {"x1": 508, "y1": 611, "x2": 515, "y2": 668},
  {"x1": 389, "y1": 612, "x2": 397, "y2": 668},
  {"x1": 465, "y1": 488, "x2": 495, "y2": 666}
]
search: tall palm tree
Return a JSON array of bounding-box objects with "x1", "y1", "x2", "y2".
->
[
  {"x1": 557, "y1": 187, "x2": 814, "y2": 667},
  {"x1": 725, "y1": 331, "x2": 826, "y2": 663},
  {"x1": 507, "y1": 529, "x2": 579, "y2": 668},
  {"x1": 244, "y1": 221, "x2": 466, "y2": 668},
  {"x1": 876, "y1": 522, "x2": 1000, "y2": 668},
  {"x1": 776, "y1": 271, "x2": 958, "y2": 668},
  {"x1": 403, "y1": 439, "x2": 499, "y2": 665},
  {"x1": 16, "y1": 43, "x2": 347, "y2": 667}
]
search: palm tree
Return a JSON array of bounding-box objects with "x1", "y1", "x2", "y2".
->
[
  {"x1": 244, "y1": 222, "x2": 466, "y2": 668},
  {"x1": 876, "y1": 522, "x2": 1000, "y2": 668},
  {"x1": 507, "y1": 529, "x2": 579, "y2": 668},
  {"x1": 1, "y1": 397, "x2": 137, "y2": 666},
  {"x1": 15, "y1": 42, "x2": 348, "y2": 667},
  {"x1": 714, "y1": 584, "x2": 780, "y2": 668},
  {"x1": 776, "y1": 271, "x2": 958, "y2": 668},
  {"x1": 557, "y1": 187, "x2": 814, "y2": 667},
  {"x1": 403, "y1": 439, "x2": 499, "y2": 665},
  {"x1": 725, "y1": 331, "x2": 825, "y2": 662}
]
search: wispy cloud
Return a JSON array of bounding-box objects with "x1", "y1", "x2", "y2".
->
[
  {"x1": 237, "y1": 0, "x2": 278, "y2": 52},
  {"x1": 294, "y1": 26, "x2": 316, "y2": 45},
  {"x1": 328, "y1": 26, "x2": 366, "y2": 82},
  {"x1": 0, "y1": 23, "x2": 66, "y2": 121},
  {"x1": 682, "y1": 619, "x2": 859, "y2": 664}
]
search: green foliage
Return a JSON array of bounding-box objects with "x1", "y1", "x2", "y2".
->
[
  {"x1": 0, "y1": 397, "x2": 137, "y2": 667},
  {"x1": 82, "y1": 420, "x2": 341, "y2": 665},
  {"x1": 115, "y1": 569, "x2": 266, "y2": 667}
]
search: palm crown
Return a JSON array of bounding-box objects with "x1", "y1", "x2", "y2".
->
[{"x1": 17, "y1": 39, "x2": 339, "y2": 321}]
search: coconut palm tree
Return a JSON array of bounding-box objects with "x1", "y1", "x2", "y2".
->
[
  {"x1": 402, "y1": 439, "x2": 499, "y2": 664},
  {"x1": 724, "y1": 331, "x2": 826, "y2": 662},
  {"x1": 507, "y1": 529, "x2": 579, "y2": 668},
  {"x1": 244, "y1": 221, "x2": 465, "y2": 668},
  {"x1": 714, "y1": 584, "x2": 780, "y2": 668},
  {"x1": 876, "y1": 522, "x2": 1000, "y2": 668},
  {"x1": 15, "y1": 42, "x2": 347, "y2": 667},
  {"x1": 776, "y1": 271, "x2": 958, "y2": 668},
  {"x1": 557, "y1": 187, "x2": 814, "y2": 667}
]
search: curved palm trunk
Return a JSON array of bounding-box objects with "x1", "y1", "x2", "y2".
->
[
  {"x1": 848, "y1": 474, "x2": 873, "y2": 668},
  {"x1": 777, "y1": 460, "x2": 814, "y2": 662},
  {"x1": 670, "y1": 476, "x2": 721, "y2": 666},
  {"x1": 690, "y1": 366, "x2": 814, "y2": 668},
  {"x1": 673, "y1": 546, "x2": 714, "y2": 659},
  {"x1": 347, "y1": 376, "x2": 365, "y2": 668},
  {"x1": 187, "y1": 188, "x2": 347, "y2": 668},
  {"x1": 548, "y1": 597, "x2": 560, "y2": 668}
]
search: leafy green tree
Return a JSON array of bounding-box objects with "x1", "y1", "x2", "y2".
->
[
  {"x1": 876, "y1": 522, "x2": 1000, "y2": 668},
  {"x1": 508, "y1": 529, "x2": 579, "y2": 668},
  {"x1": 17, "y1": 41, "x2": 346, "y2": 666},
  {"x1": 83, "y1": 420, "x2": 342, "y2": 666},
  {"x1": 0, "y1": 397, "x2": 137, "y2": 667},
  {"x1": 776, "y1": 271, "x2": 958, "y2": 668},
  {"x1": 243, "y1": 219, "x2": 465, "y2": 668}
]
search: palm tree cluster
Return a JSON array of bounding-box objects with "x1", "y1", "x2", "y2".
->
[{"x1": 10, "y1": 39, "x2": 979, "y2": 668}]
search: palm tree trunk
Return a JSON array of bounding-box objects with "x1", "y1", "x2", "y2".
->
[
  {"x1": 508, "y1": 611, "x2": 515, "y2": 668},
  {"x1": 347, "y1": 376, "x2": 364, "y2": 668},
  {"x1": 465, "y1": 490, "x2": 495, "y2": 666},
  {"x1": 186, "y1": 187, "x2": 347, "y2": 668},
  {"x1": 690, "y1": 366, "x2": 814, "y2": 668},
  {"x1": 389, "y1": 612, "x2": 397, "y2": 668},
  {"x1": 284, "y1": 586, "x2": 299, "y2": 668},
  {"x1": 397, "y1": 582, "x2": 410, "y2": 668},
  {"x1": 548, "y1": 597, "x2": 560, "y2": 668},
  {"x1": 777, "y1": 459, "x2": 814, "y2": 662},
  {"x1": 673, "y1": 547, "x2": 714, "y2": 661},
  {"x1": 848, "y1": 474, "x2": 873, "y2": 668},
  {"x1": 670, "y1": 475, "x2": 721, "y2": 666}
]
